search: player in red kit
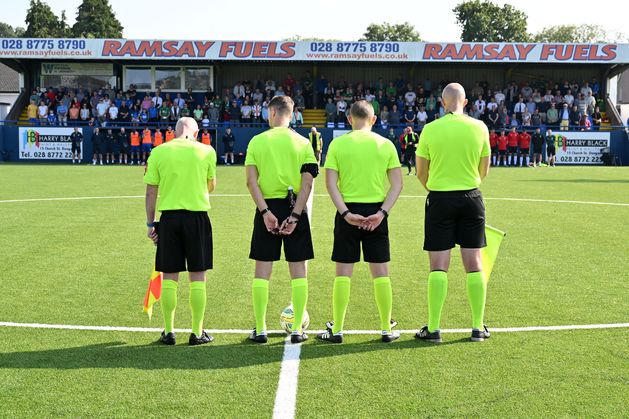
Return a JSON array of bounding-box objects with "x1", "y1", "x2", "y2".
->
[
  {"x1": 489, "y1": 129, "x2": 498, "y2": 166},
  {"x1": 497, "y1": 130, "x2": 508, "y2": 167},
  {"x1": 507, "y1": 127, "x2": 519, "y2": 167},
  {"x1": 518, "y1": 130, "x2": 531, "y2": 167}
]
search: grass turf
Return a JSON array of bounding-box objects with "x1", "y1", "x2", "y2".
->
[{"x1": 0, "y1": 164, "x2": 628, "y2": 417}]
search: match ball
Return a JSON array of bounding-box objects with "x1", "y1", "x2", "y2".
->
[{"x1": 280, "y1": 305, "x2": 310, "y2": 334}]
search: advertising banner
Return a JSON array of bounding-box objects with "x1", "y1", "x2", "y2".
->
[
  {"x1": 553, "y1": 131, "x2": 610, "y2": 165},
  {"x1": 1, "y1": 38, "x2": 628, "y2": 63},
  {"x1": 19, "y1": 127, "x2": 82, "y2": 160}
]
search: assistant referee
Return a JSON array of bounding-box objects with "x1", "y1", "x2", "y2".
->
[
  {"x1": 144, "y1": 117, "x2": 217, "y2": 346},
  {"x1": 415, "y1": 83, "x2": 491, "y2": 343},
  {"x1": 245, "y1": 95, "x2": 318, "y2": 345}
]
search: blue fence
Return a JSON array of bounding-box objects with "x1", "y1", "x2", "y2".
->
[{"x1": 1, "y1": 124, "x2": 628, "y2": 165}]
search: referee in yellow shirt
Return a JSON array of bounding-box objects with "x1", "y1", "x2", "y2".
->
[
  {"x1": 415, "y1": 83, "x2": 491, "y2": 343},
  {"x1": 317, "y1": 100, "x2": 403, "y2": 344},
  {"x1": 144, "y1": 117, "x2": 217, "y2": 346},
  {"x1": 245, "y1": 96, "x2": 318, "y2": 344}
]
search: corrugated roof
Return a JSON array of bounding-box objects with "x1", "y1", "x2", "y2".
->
[{"x1": 0, "y1": 62, "x2": 19, "y2": 92}]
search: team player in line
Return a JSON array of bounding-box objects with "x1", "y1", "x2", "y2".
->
[
  {"x1": 317, "y1": 100, "x2": 403, "y2": 344},
  {"x1": 245, "y1": 96, "x2": 319, "y2": 344},
  {"x1": 415, "y1": 83, "x2": 491, "y2": 343}
]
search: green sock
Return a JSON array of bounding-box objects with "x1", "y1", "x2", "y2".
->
[
  {"x1": 161, "y1": 280, "x2": 178, "y2": 333},
  {"x1": 189, "y1": 281, "x2": 206, "y2": 336},
  {"x1": 466, "y1": 271, "x2": 487, "y2": 330},
  {"x1": 252, "y1": 278, "x2": 269, "y2": 334},
  {"x1": 427, "y1": 271, "x2": 448, "y2": 332},
  {"x1": 291, "y1": 278, "x2": 308, "y2": 334},
  {"x1": 332, "y1": 276, "x2": 351, "y2": 334},
  {"x1": 373, "y1": 277, "x2": 393, "y2": 332}
]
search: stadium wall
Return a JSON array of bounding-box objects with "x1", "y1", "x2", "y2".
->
[{"x1": 1, "y1": 126, "x2": 627, "y2": 165}]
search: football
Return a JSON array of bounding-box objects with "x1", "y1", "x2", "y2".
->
[{"x1": 279, "y1": 305, "x2": 310, "y2": 334}]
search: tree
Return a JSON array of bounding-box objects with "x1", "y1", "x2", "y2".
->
[
  {"x1": 360, "y1": 22, "x2": 422, "y2": 42},
  {"x1": 72, "y1": 0, "x2": 123, "y2": 38},
  {"x1": 0, "y1": 22, "x2": 25, "y2": 37},
  {"x1": 24, "y1": 0, "x2": 69, "y2": 38},
  {"x1": 284, "y1": 35, "x2": 340, "y2": 42},
  {"x1": 533, "y1": 24, "x2": 611, "y2": 43},
  {"x1": 453, "y1": 0, "x2": 529, "y2": 42}
]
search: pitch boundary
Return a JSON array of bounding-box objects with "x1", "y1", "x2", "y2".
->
[
  {"x1": 1, "y1": 193, "x2": 628, "y2": 207},
  {"x1": 1, "y1": 321, "x2": 627, "y2": 334}
]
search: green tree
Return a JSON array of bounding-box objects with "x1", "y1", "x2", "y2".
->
[
  {"x1": 360, "y1": 22, "x2": 422, "y2": 42},
  {"x1": 533, "y1": 24, "x2": 610, "y2": 43},
  {"x1": 0, "y1": 22, "x2": 25, "y2": 37},
  {"x1": 24, "y1": 0, "x2": 69, "y2": 38},
  {"x1": 284, "y1": 35, "x2": 340, "y2": 42},
  {"x1": 453, "y1": 0, "x2": 529, "y2": 42},
  {"x1": 72, "y1": 0, "x2": 123, "y2": 38}
]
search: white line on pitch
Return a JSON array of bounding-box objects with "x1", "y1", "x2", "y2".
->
[
  {"x1": 1, "y1": 193, "x2": 628, "y2": 207},
  {"x1": 272, "y1": 337, "x2": 302, "y2": 419},
  {"x1": 1, "y1": 321, "x2": 628, "y2": 334}
]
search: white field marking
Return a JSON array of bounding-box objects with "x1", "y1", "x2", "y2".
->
[
  {"x1": 272, "y1": 336, "x2": 302, "y2": 419},
  {"x1": 1, "y1": 321, "x2": 628, "y2": 334},
  {"x1": 1, "y1": 193, "x2": 628, "y2": 207}
]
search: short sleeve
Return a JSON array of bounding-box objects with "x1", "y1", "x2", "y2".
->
[
  {"x1": 387, "y1": 142, "x2": 401, "y2": 169},
  {"x1": 143, "y1": 153, "x2": 160, "y2": 185},
  {"x1": 207, "y1": 148, "x2": 217, "y2": 180},
  {"x1": 244, "y1": 138, "x2": 256, "y2": 166},
  {"x1": 480, "y1": 125, "x2": 491, "y2": 158},
  {"x1": 417, "y1": 129, "x2": 430, "y2": 160},
  {"x1": 323, "y1": 140, "x2": 338, "y2": 170}
]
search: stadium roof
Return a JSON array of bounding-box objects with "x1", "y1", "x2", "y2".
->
[
  {"x1": 1, "y1": 39, "x2": 629, "y2": 64},
  {"x1": 0, "y1": 63, "x2": 19, "y2": 92}
]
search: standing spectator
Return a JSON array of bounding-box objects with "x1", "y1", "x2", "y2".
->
[
  {"x1": 380, "y1": 105, "x2": 389, "y2": 128},
  {"x1": 294, "y1": 91, "x2": 305, "y2": 110},
  {"x1": 27, "y1": 100, "x2": 38, "y2": 125},
  {"x1": 193, "y1": 105, "x2": 204, "y2": 122},
  {"x1": 531, "y1": 109, "x2": 541, "y2": 127},
  {"x1": 336, "y1": 97, "x2": 348, "y2": 125},
  {"x1": 416, "y1": 106, "x2": 428, "y2": 128},
  {"x1": 591, "y1": 106, "x2": 602, "y2": 131},
  {"x1": 108, "y1": 102, "x2": 118, "y2": 124},
  {"x1": 498, "y1": 105, "x2": 508, "y2": 128},
  {"x1": 564, "y1": 90, "x2": 575, "y2": 107},
  {"x1": 389, "y1": 104, "x2": 401, "y2": 126},
  {"x1": 531, "y1": 127, "x2": 544, "y2": 167},
  {"x1": 80, "y1": 103, "x2": 90, "y2": 122},
  {"x1": 487, "y1": 105, "x2": 499, "y2": 129},
  {"x1": 68, "y1": 102, "x2": 80, "y2": 124},
  {"x1": 180, "y1": 104, "x2": 191, "y2": 118},
  {"x1": 569, "y1": 105, "x2": 580, "y2": 129},
  {"x1": 118, "y1": 102, "x2": 129, "y2": 123},
  {"x1": 387, "y1": 127, "x2": 401, "y2": 161},
  {"x1": 494, "y1": 89, "x2": 506, "y2": 106},
  {"x1": 92, "y1": 127, "x2": 104, "y2": 165},
  {"x1": 159, "y1": 102, "x2": 170, "y2": 126},
  {"x1": 252, "y1": 100, "x2": 262, "y2": 125},
  {"x1": 325, "y1": 98, "x2": 336, "y2": 125},
  {"x1": 404, "y1": 106, "x2": 416, "y2": 125},
  {"x1": 402, "y1": 126, "x2": 419, "y2": 175},
  {"x1": 208, "y1": 103, "x2": 220, "y2": 126},
  {"x1": 170, "y1": 103, "x2": 181, "y2": 122},
  {"x1": 70, "y1": 127, "x2": 83, "y2": 163},
  {"x1": 151, "y1": 93, "x2": 163, "y2": 109},
  {"x1": 173, "y1": 93, "x2": 185, "y2": 109},
  {"x1": 241, "y1": 100, "x2": 252, "y2": 124},
  {"x1": 96, "y1": 98, "x2": 109, "y2": 125},
  {"x1": 38, "y1": 100, "x2": 49, "y2": 125},
  {"x1": 518, "y1": 129, "x2": 531, "y2": 167},
  {"x1": 47, "y1": 110, "x2": 58, "y2": 126},
  {"x1": 559, "y1": 103, "x2": 570, "y2": 130},
  {"x1": 546, "y1": 103, "x2": 559, "y2": 127},
  {"x1": 474, "y1": 95, "x2": 486, "y2": 117},
  {"x1": 513, "y1": 98, "x2": 526, "y2": 122},
  {"x1": 290, "y1": 108, "x2": 303, "y2": 128},
  {"x1": 315, "y1": 74, "x2": 327, "y2": 107},
  {"x1": 222, "y1": 127, "x2": 235, "y2": 165},
  {"x1": 521, "y1": 109, "x2": 531, "y2": 127},
  {"x1": 261, "y1": 99, "x2": 270, "y2": 124},
  {"x1": 579, "y1": 114, "x2": 591, "y2": 131}
]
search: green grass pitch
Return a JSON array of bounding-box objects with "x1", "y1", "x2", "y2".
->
[{"x1": 0, "y1": 164, "x2": 628, "y2": 417}]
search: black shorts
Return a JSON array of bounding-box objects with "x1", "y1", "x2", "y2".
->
[
  {"x1": 533, "y1": 146, "x2": 542, "y2": 154},
  {"x1": 520, "y1": 148, "x2": 529, "y2": 155},
  {"x1": 499, "y1": 149, "x2": 507, "y2": 156},
  {"x1": 94, "y1": 144, "x2": 104, "y2": 154},
  {"x1": 249, "y1": 198, "x2": 314, "y2": 262},
  {"x1": 508, "y1": 146, "x2": 517, "y2": 154},
  {"x1": 156, "y1": 210, "x2": 213, "y2": 272},
  {"x1": 424, "y1": 189, "x2": 486, "y2": 251},
  {"x1": 547, "y1": 145, "x2": 556, "y2": 156},
  {"x1": 332, "y1": 203, "x2": 389, "y2": 263},
  {"x1": 224, "y1": 143, "x2": 234, "y2": 153},
  {"x1": 71, "y1": 143, "x2": 81, "y2": 154},
  {"x1": 491, "y1": 146, "x2": 498, "y2": 154}
]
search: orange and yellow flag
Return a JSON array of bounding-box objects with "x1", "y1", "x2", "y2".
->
[{"x1": 143, "y1": 269, "x2": 163, "y2": 319}]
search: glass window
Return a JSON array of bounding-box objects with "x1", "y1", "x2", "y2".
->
[
  {"x1": 125, "y1": 67, "x2": 151, "y2": 90},
  {"x1": 155, "y1": 67, "x2": 182, "y2": 90},
  {"x1": 41, "y1": 75, "x2": 115, "y2": 91},
  {"x1": 185, "y1": 67, "x2": 213, "y2": 91}
]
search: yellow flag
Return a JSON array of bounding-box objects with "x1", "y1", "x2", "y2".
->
[
  {"x1": 143, "y1": 269, "x2": 163, "y2": 320},
  {"x1": 481, "y1": 225, "x2": 506, "y2": 280}
]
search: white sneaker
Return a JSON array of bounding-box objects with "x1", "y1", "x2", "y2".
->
[{"x1": 100, "y1": 161, "x2": 103, "y2": 166}]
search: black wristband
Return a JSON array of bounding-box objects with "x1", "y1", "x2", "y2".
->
[
  {"x1": 290, "y1": 211, "x2": 301, "y2": 220},
  {"x1": 260, "y1": 208, "x2": 269, "y2": 215},
  {"x1": 341, "y1": 210, "x2": 350, "y2": 218},
  {"x1": 379, "y1": 208, "x2": 389, "y2": 218}
]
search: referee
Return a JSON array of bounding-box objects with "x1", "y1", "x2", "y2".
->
[
  {"x1": 245, "y1": 96, "x2": 318, "y2": 344},
  {"x1": 316, "y1": 100, "x2": 403, "y2": 344},
  {"x1": 144, "y1": 117, "x2": 217, "y2": 346},
  {"x1": 415, "y1": 83, "x2": 491, "y2": 343}
]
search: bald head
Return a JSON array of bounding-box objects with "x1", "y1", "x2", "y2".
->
[
  {"x1": 442, "y1": 83, "x2": 468, "y2": 113},
  {"x1": 175, "y1": 117, "x2": 199, "y2": 140}
]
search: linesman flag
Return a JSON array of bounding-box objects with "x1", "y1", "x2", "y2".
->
[
  {"x1": 481, "y1": 225, "x2": 506, "y2": 280},
  {"x1": 143, "y1": 269, "x2": 163, "y2": 319}
]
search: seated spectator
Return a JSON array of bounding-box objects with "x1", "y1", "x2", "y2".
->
[
  {"x1": 294, "y1": 91, "x2": 305, "y2": 109},
  {"x1": 252, "y1": 100, "x2": 262, "y2": 124},
  {"x1": 522, "y1": 109, "x2": 531, "y2": 126},
  {"x1": 181, "y1": 104, "x2": 191, "y2": 118},
  {"x1": 531, "y1": 109, "x2": 541, "y2": 127},
  {"x1": 159, "y1": 102, "x2": 170, "y2": 124},
  {"x1": 139, "y1": 109, "x2": 149, "y2": 124},
  {"x1": 229, "y1": 100, "x2": 240, "y2": 123},
  {"x1": 564, "y1": 90, "x2": 575, "y2": 106},
  {"x1": 148, "y1": 104, "x2": 158, "y2": 122},
  {"x1": 118, "y1": 102, "x2": 129, "y2": 122},
  {"x1": 68, "y1": 103, "x2": 80, "y2": 123},
  {"x1": 185, "y1": 87, "x2": 195, "y2": 109},
  {"x1": 261, "y1": 100, "x2": 269, "y2": 123},
  {"x1": 201, "y1": 115, "x2": 210, "y2": 129},
  {"x1": 290, "y1": 108, "x2": 303, "y2": 128},
  {"x1": 108, "y1": 103, "x2": 119, "y2": 124},
  {"x1": 264, "y1": 78, "x2": 276, "y2": 95},
  {"x1": 404, "y1": 106, "x2": 416, "y2": 124},
  {"x1": 510, "y1": 113, "x2": 519, "y2": 128},
  {"x1": 380, "y1": 105, "x2": 389, "y2": 128},
  {"x1": 96, "y1": 98, "x2": 109, "y2": 123},
  {"x1": 38, "y1": 100, "x2": 49, "y2": 125},
  {"x1": 27, "y1": 100, "x2": 38, "y2": 124},
  {"x1": 416, "y1": 105, "x2": 428, "y2": 127},
  {"x1": 547, "y1": 103, "x2": 559, "y2": 126},
  {"x1": 275, "y1": 86, "x2": 286, "y2": 97},
  {"x1": 47, "y1": 110, "x2": 57, "y2": 126},
  {"x1": 80, "y1": 103, "x2": 90, "y2": 122},
  {"x1": 526, "y1": 97, "x2": 536, "y2": 115},
  {"x1": 30, "y1": 88, "x2": 41, "y2": 104},
  {"x1": 579, "y1": 114, "x2": 591, "y2": 131},
  {"x1": 208, "y1": 103, "x2": 220, "y2": 125},
  {"x1": 592, "y1": 106, "x2": 603, "y2": 130},
  {"x1": 241, "y1": 100, "x2": 252, "y2": 123}
]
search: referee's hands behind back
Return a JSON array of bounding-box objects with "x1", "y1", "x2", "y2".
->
[{"x1": 262, "y1": 211, "x2": 280, "y2": 234}]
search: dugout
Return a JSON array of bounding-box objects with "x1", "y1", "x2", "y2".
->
[{"x1": 0, "y1": 38, "x2": 628, "y2": 164}]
